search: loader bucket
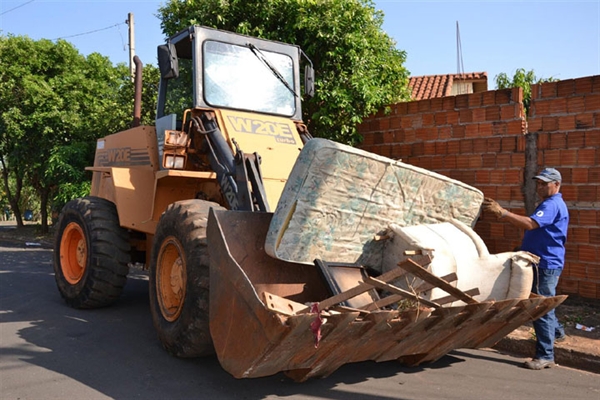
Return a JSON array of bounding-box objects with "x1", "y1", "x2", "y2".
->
[{"x1": 207, "y1": 209, "x2": 566, "y2": 382}]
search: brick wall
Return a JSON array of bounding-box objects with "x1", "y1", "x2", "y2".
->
[
  {"x1": 527, "y1": 77, "x2": 600, "y2": 299},
  {"x1": 357, "y1": 76, "x2": 600, "y2": 300}
]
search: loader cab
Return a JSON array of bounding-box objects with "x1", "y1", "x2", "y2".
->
[
  {"x1": 152, "y1": 26, "x2": 315, "y2": 212},
  {"x1": 156, "y1": 25, "x2": 314, "y2": 123}
]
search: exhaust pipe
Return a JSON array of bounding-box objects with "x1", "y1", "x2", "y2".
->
[{"x1": 132, "y1": 55, "x2": 143, "y2": 128}]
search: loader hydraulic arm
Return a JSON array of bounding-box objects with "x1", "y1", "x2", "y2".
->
[{"x1": 190, "y1": 112, "x2": 270, "y2": 212}]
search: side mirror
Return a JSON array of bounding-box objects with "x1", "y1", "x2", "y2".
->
[
  {"x1": 157, "y1": 43, "x2": 179, "y2": 79},
  {"x1": 304, "y1": 65, "x2": 315, "y2": 98}
]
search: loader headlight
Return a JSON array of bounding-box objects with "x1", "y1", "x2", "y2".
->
[{"x1": 165, "y1": 155, "x2": 185, "y2": 169}]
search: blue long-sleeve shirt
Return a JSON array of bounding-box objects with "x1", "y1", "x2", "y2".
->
[{"x1": 520, "y1": 193, "x2": 569, "y2": 269}]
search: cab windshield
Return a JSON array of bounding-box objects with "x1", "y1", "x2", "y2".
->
[{"x1": 203, "y1": 40, "x2": 295, "y2": 117}]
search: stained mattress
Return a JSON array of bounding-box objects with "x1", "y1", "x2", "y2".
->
[{"x1": 265, "y1": 138, "x2": 485, "y2": 268}]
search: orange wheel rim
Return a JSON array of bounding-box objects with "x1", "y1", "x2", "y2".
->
[
  {"x1": 59, "y1": 222, "x2": 87, "y2": 284},
  {"x1": 157, "y1": 237, "x2": 187, "y2": 322}
]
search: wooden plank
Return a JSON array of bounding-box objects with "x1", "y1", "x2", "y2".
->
[
  {"x1": 361, "y1": 272, "x2": 458, "y2": 311},
  {"x1": 362, "y1": 276, "x2": 440, "y2": 309},
  {"x1": 431, "y1": 288, "x2": 480, "y2": 305},
  {"x1": 376, "y1": 255, "x2": 431, "y2": 282},
  {"x1": 400, "y1": 258, "x2": 479, "y2": 304},
  {"x1": 329, "y1": 305, "x2": 370, "y2": 315},
  {"x1": 414, "y1": 273, "x2": 458, "y2": 293},
  {"x1": 298, "y1": 257, "x2": 432, "y2": 313},
  {"x1": 362, "y1": 294, "x2": 403, "y2": 311},
  {"x1": 314, "y1": 260, "x2": 379, "y2": 309},
  {"x1": 313, "y1": 282, "x2": 375, "y2": 311}
]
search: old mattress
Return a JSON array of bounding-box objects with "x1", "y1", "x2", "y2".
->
[{"x1": 265, "y1": 138, "x2": 485, "y2": 269}]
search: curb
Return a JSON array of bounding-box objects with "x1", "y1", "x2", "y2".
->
[
  {"x1": 0, "y1": 238, "x2": 53, "y2": 249},
  {"x1": 493, "y1": 334, "x2": 600, "y2": 374}
]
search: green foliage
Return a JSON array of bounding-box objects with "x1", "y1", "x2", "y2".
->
[
  {"x1": 140, "y1": 64, "x2": 160, "y2": 125},
  {"x1": 0, "y1": 182, "x2": 6, "y2": 210},
  {"x1": 163, "y1": 58, "x2": 194, "y2": 118},
  {"x1": 111, "y1": 62, "x2": 160, "y2": 131},
  {"x1": 495, "y1": 68, "x2": 557, "y2": 115},
  {"x1": 46, "y1": 142, "x2": 95, "y2": 211},
  {"x1": 0, "y1": 35, "x2": 159, "y2": 230},
  {"x1": 158, "y1": 0, "x2": 410, "y2": 144}
]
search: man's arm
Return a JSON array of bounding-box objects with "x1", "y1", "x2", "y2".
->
[{"x1": 499, "y1": 210, "x2": 539, "y2": 230}]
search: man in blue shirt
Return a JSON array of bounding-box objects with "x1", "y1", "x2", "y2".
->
[{"x1": 483, "y1": 167, "x2": 568, "y2": 370}]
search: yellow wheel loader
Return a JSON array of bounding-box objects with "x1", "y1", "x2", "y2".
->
[
  {"x1": 54, "y1": 26, "x2": 565, "y2": 381},
  {"x1": 54, "y1": 26, "x2": 314, "y2": 356}
]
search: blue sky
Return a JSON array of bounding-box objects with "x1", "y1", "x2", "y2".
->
[{"x1": 1, "y1": 0, "x2": 599, "y2": 88}]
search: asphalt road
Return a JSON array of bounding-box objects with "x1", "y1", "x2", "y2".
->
[{"x1": 1, "y1": 241, "x2": 598, "y2": 400}]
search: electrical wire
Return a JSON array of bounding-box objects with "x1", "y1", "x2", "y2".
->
[
  {"x1": 0, "y1": 0, "x2": 35, "y2": 17},
  {"x1": 51, "y1": 22, "x2": 126, "y2": 41}
]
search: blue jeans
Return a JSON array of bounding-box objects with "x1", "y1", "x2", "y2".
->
[{"x1": 532, "y1": 267, "x2": 565, "y2": 360}]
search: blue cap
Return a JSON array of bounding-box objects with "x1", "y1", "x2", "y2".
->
[{"x1": 534, "y1": 168, "x2": 562, "y2": 182}]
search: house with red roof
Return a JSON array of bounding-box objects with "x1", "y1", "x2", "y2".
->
[{"x1": 409, "y1": 72, "x2": 488, "y2": 100}]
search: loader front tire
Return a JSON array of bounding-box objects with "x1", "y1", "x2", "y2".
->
[
  {"x1": 53, "y1": 197, "x2": 130, "y2": 308},
  {"x1": 149, "y1": 200, "x2": 223, "y2": 357}
]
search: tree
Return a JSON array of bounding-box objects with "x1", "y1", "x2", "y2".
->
[
  {"x1": 0, "y1": 35, "x2": 158, "y2": 232},
  {"x1": 0, "y1": 157, "x2": 25, "y2": 226},
  {"x1": 47, "y1": 62, "x2": 160, "y2": 219},
  {"x1": 495, "y1": 68, "x2": 557, "y2": 115},
  {"x1": 112, "y1": 62, "x2": 160, "y2": 131},
  {"x1": 158, "y1": 0, "x2": 410, "y2": 144}
]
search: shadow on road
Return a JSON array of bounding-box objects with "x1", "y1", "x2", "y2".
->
[
  {"x1": 1, "y1": 246, "x2": 473, "y2": 400},
  {"x1": 450, "y1": 349, "x2": 524, "y2": 369}
]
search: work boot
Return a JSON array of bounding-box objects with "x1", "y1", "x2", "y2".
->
[
  {"x1": 523, "y1": 359, "x2": 556, "y2": 370},
  {"x1": 555, "y1": 334, "x2": 567, "y2": 343}
]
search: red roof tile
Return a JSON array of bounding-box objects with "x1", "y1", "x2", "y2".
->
[{"x1": 409, "y1": 72, "x2": 488, "y2": 101}]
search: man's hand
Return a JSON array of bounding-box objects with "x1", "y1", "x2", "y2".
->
[{"x1": 483, "y1": 197, "x2": 507, "y2": 219}]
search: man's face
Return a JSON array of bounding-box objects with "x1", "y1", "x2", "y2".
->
[{"x1": 535, "y1": 179, "x2": 560, "y2": 199}]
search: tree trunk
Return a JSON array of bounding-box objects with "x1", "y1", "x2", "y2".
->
[
  {"x1": 0, "y1": 155, "x2": 24, "y2": 227},
  {"x1": 523, "y1": 132, "x2": 538, "y2": 216},
  {"x1": 40, "y1": 187, "x2": 50, "y2": 233}
]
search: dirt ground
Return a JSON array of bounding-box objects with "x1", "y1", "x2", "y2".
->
[
  {"x1": 555, "y1": 297, "x2": 600, "y2": 340},
  {"x1": 509, "y1": 296, "x2": 600, "y2": 365}
]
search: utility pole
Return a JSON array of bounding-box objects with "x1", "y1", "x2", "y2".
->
[
  {"x1": 456, "y1": 21, "x2": 464, "y2": 76},
  {"x1": 126, "y1": 12, "x2": 136, "y2": 81}
]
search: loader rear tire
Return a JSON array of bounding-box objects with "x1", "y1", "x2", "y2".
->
[
  {"x1": 149, "y1": 199, "x2": 224, "y2": 357},
  {"x1": 53, "y1": 197, "x2": 130, "y2": 308}
]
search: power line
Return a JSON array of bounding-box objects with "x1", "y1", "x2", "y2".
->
[
  {"x1": 52, "y1": 22, "x2": 126, "y2": 41},
  {"x1": 0, "y1": 0, "x2": 36, "y2": 17}
]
